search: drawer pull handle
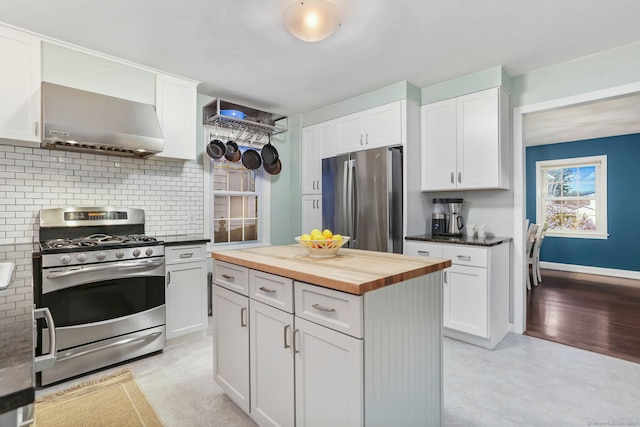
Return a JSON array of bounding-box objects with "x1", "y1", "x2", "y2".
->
[
  {"x1": 417, "y1": 250, "x2": 430, "y2": 256},
  {"x1": 444, "y1": 271, "x2": 448, "y2": 284},
  {"x1": 221, "y1": 274, "x2": 235, "y2": 280},
  {"x1": 259, "y1": 286, "x2": 277, "y2": 294},
  {"x1": 284, "y1": 324, "x2": 291, "y2": 349},
  {"x1": 312, "y1": 303, "x2": 336, "y2": 313},
  {"x1": 457, "y1": 255, "x2": 471, "y2": 261},
  {"x1": 179, "y1": 253, "x2": 194, "y2": 258}
]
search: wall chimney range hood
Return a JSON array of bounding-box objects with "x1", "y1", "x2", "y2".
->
[{"x1": 41, "y1": 82, "x2": 164, "y2": 159}]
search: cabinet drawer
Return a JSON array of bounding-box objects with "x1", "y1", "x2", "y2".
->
[
  {"x1": 294, "y1": 282, "x2": 363, "y2": 338},
  {"x1": 250, "y1": 270, "x2": 294, "y2": 314},
  {"x1": 214, "y1": 260, "x2": 249, "y2": 296},
  {"x1": 405, "y1": 241, "x2": 444, "y2": 258},
  {"x1": 442, "y1": 245, "x2": 487, "y2": 268},
  {"x1": 166, "y1": 244, "x2": 206, "y2": 264}
]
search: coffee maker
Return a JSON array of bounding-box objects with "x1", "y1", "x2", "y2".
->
[{"x1": 431, "y1": 198, "x2": 464, "y2": 236}]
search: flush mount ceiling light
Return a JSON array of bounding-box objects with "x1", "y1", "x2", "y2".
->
[{"x1": 283, "y1": 0, "x2": 341, "y2": 42}]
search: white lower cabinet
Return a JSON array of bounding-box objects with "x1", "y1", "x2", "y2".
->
[
  {"x1": 213, "y1": 284, "x2": 250, "y2": 413},
  {"x1": 444, "y1": 264, "x2": 488, "y2": 337},
  {"x1": 165, "y1": 244, "x2": 208, "y2": 341},
  {"x1": 407, "y1": 239, "x2": 509, "y2": 349},
  {"x1": 294, "y1": 317, "x2": 363, "y2": 427},
  {"x1": 300, "y1": 195, "x2": 322, "y2": 235},
  {"x1": 250, "y1": 300, "x2": 294, "y2": 427}
]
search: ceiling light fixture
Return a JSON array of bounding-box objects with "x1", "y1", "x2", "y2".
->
[{"x1": 283, "y1": 0, "x2": 341, "y2": 42}]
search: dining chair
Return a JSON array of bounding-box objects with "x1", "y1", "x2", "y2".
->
[
  {"x1": 525, "y1": 223, "x2": 539, "y2": 291},
  {"x1": 532, "y1": 222, "x2": 549, "y2": 284}
]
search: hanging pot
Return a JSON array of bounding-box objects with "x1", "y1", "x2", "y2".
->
[
  {"x1": 225, "y1": 139, "x2": 241, "y2": 162},
  {"x1": 261, "y1": 135, "x2": 279, "y2": 166},
  {"x1": 206, "y1": 138, "x2": 226, "y2": 159},
  {"x1": 263, "y1": 158, "x2": 282, "y2": 176},
  {"x1": 242, "y1": 143, "x2": 262, "y2": 170}
]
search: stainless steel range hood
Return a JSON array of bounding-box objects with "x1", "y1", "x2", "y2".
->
[{"x1": 41, "y1": 82, "x2": 164, "y2": 159}]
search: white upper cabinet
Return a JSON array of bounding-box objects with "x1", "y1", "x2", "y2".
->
[
  {"x1": 335, "y1": 101, "x2": 402, "y2": 154},
  {"x1": 154, "y1": 73, "x2": 198, "y2": 160},
  {"x1": 302, "y1": 121, "x2": 334, "y2": 194},
  {"x1": 421, "y1": 87, "x2": 510, "y2": 191},
  {"x1": 0, "y1": 25, "x2": 41, "y2": 144}
]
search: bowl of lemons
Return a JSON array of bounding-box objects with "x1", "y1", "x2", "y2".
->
[{"x1": 295, "y1": 229, "x2": 350, "y2": 258}]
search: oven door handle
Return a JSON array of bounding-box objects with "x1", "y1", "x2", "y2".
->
[
  {"x1": 45, "y1": 258, "x2": 164, "y2": 279},
  {"x1": 56, "y1": 332, "x2": 163, "y2": 362},
  {"x1": 34, "y1": 307, "x2": 57, "y2": 372}
]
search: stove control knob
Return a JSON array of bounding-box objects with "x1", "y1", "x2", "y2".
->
[
  {"x1": 96, "y1": 251, "x2": 107, "y2": 261},
  {"x1": 77, "y1": 253, "x2": 87, "y2": 263},
  {"x1": 133, "y1": 248, "x2": 141, "y2": 257},
  {"x1": 145, "y1": 248, "x2": 153, "y2": 256},
  {"x1": 61, "y1": 255, "x2": 71, "y2": 264},
  {"x1": 115, "y1": 250, "x2": 125, "y2": 259}
]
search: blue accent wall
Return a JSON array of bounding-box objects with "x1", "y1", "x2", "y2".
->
[{"x1": 526, "y1": 133, "x2": 640, "y2": 272}]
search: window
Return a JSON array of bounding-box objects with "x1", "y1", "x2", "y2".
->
[
  {"x1": 207, "y1": 152, "x2": 269, "y2": 246},
  {"x1": 535, "y1": 155, "x2": 607, "y2": 239}
]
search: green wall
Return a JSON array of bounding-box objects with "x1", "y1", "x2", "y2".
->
[{"x1": 511, "y1": 41, "x2": 640, "y2": 107}]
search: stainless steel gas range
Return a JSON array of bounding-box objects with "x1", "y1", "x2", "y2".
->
[{"x1": 33, "y1": 207, "x2": 166, "y2": 386}]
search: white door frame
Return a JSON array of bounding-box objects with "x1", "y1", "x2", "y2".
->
[{"x1": 512, "y1": 81, "x2": 640, "y2": 333}]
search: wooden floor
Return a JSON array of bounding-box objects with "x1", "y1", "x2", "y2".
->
[{"x1": 525, "y1": 269, "x2": 640, "y2": 365}]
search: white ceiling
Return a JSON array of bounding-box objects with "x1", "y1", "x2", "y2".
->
[
  {"x1": 1, "y1": 0, "x2": 640, "y2": 117},
  {"x1": 525, "y1": 93, "x2": 640, "y2": 146}
]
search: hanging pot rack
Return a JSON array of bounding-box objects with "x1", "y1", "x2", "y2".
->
[{"x1": 203, "y1": 98, "x2": 288, "y2": 139}]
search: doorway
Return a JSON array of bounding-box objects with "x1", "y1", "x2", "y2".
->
[{"x1": 512, "y1": 82, "x2": 640, "y2": 334}]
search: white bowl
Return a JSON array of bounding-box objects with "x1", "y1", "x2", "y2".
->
[{"x1": 295, "y1": 236, "x2": 350, "y2": 258}]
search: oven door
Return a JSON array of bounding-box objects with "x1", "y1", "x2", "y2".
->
[{"x1": 40, "y1": 257, "x2": 165, "y2": 348}]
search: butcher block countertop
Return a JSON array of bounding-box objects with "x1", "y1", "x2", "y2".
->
[{"x1": 212, "y1": 244, "x2": 451, "y2": 295}]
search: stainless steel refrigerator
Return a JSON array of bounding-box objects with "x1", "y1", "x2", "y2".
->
[{"x1": 322, "y1": 146, "x2": 403, "y2": 253}]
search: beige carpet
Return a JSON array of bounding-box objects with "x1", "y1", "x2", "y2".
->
[{"x1": 35, "y1": 369, "x2": 164, "y2": 427}]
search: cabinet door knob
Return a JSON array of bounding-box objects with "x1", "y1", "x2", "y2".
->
[
  {"x1": 450, "y1": 172, "x2": 454, "y2": 184},
  {"x1": 458, "y1": 172, "x2": 462, "y2": 184},
  {"x1": 167, "y1": 271, "x2": 171, "y2": 285},
  {"x1": 444, "y1": 271, "x2": 448, "y2": 284},
  {"x1": 360, "y1": 135, "x2": 363, "y2": 145},
  {"x1": 366, "y1": 133, "x2": 369, "y2": 145}
]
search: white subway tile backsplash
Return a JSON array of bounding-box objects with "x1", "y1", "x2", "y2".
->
[{"x1": 0, "y1": 146, "x2": 205, "y2": 245}]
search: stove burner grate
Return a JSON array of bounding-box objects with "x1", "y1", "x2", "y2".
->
[{"x1": 43, "y1": 234, "x2": 159, "y2": 250}]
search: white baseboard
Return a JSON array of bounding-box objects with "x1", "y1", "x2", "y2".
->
[{"x1": 540, "y1": 261, "x2": 640, "y2": 281}]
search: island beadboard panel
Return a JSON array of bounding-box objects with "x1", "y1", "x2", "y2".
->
[{"x1": 211, "y1": 245, "x2": 451, "y2": 295}]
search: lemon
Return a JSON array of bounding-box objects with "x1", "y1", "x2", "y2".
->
[
  {"x1": 310, "y1": 228, "x2": 322, "y2": 236},
  {"x1": 300, "y1": 234, "x2": 311, "y2": 241},
  {"x1": 322, "y1": 229, "x2": 333, "y2": 239},
  {"x1": 312, "y1": 234, "x2": 326, "y2": 240},
  {"x1": 332, "y1": 234, "x2": 342, "y2": 240}
]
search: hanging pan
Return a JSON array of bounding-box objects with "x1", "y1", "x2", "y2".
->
[
  {"x1": 263, "y1": 158, "x2": 282, "y2": 176},
  {"x1": 261, "y1": 134, "x2": 279, "y2": 166},
  {"x1": 242, "y1": 141, "x2": 262, "y2": 170},
  {"x1": 206, "y1": 138, "x2": 226, "y2": 159},
  {"x1": 224, "y1": 127, "x2": 244, "y2": 162}
]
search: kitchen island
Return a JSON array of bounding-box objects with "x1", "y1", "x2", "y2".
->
[{"x1": 211, "y1": 245, "x2": 450, "y2": 427}]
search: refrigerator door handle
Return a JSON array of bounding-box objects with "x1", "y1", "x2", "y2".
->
[
  {"x1": 342, "y1": 160, "x2": 349, "y2": 237},
  {"x1": 351, "y1": 159, "x2": 358, "y2": 246}
]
